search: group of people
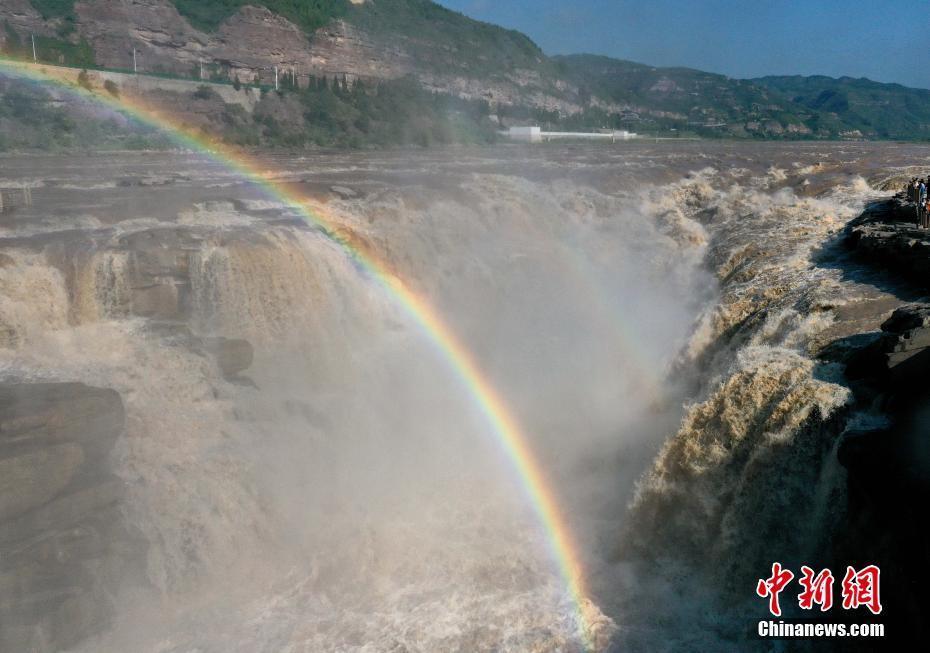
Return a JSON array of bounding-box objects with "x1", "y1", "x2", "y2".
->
[{"x1": 905, "y1": 178, "x2": 930, "y2": 228}]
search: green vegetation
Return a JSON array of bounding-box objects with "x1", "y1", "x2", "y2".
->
[
  {"x1": 26, "y1": 0, "x2": 74, "y2": 20},
  {"x1": 3, "y1": 19, "x2": 95, "y2": 67},
  {"x1": 0, "y1": 82, "x2": 75, "y2": 146},
  {"x1": 347, "y1": 0, "x2": 552, "y2": 79},
  {"x1": 34, "y1": 34, "x2": 95, "y2": 66},
  {"x1": 554, "y1": 54, "x2": 815, "y2": 139},
  {"x1": 166, "y1": 0, "x2": 546, "y2": 83},
  {"x1": 754, "y1": 76, "x2": 930, "y2": 140},
  {"x1": 219, "y1": 75, "x2": 498, "y2": 148},
  {"x1": 0, "y1": 77, "x2": 170, "y2": 150},
  {"x1": 27, "y1": 0, "x2": 346, "y2": 35},
  {"x1": 3, "y1": 21, "x2": 22, "y2": 53},
  {"x1": 26, "y1": 0, "x2": 77, "y2": 35},
  {"x1": 170, "y1": 0, "x2": 346, "y2": 34},
  {"x1": 555, "y1": 54, "x2": 930, "y2": 140},
  {"x1": 11, "y1": 1, "x2": 930, "y2": 144},
  {"x1": 104, "y1": 79, "x2": 119, "y2": 97},
  {"x1": 166, "y1": 0, "x2": 558, "y2": 89}
]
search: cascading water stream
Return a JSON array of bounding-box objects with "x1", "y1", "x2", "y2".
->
[{"x1": 1, "y1": 143, "x2": 916, "y2": 651}]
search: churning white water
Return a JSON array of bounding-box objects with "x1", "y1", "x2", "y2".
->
[{"x1": 1, "y1": 142, "x2": 924, "y2": 651}]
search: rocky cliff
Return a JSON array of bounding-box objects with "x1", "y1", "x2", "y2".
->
[
  {"x1": 0, "y1": 0, "x2": 585, "y2": 115},
  {"x1": 5, "y1": 2, "x2": 929, "y2": 140},
  {"x1": 844, "y1": 196, "x2": 930, "y2": 286},
  {"x1": 827, "y1": 204, "x2": 930, "y2": 644},
  {"x1": 1, "y1": 200, "x2": 267, "y2": 649},
  {"x1": 604, "y1": 163, "x2": 925, "y2": 649},
  {"x1": 0, "y1": 381, "x2": 139, "y2": 653}
]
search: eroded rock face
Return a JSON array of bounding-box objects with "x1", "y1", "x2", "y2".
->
[
  {"x1": 0, "y1": 443, "x2": 85, "y2": 522},
  {"x1": 0, "y1": 1, "x2": 586, "y2": 113},
  {"x1": 844, "y1": 197, "x2": 930, "y2": 287},
  {"x1": 0, "y1": 382, "x2": 142, "y2": 653},
  {"x1": 844, "y1": 303, "x2": 930, "y2": 389},
  {"x1": 0, "y1": 383, "x2": 125, "y2": 458},
  {"x1": 0, "y1": 218, "x2": 261, "y2": 649},
  {"x1": 829, "y1": 302, "x2": 930, "y2": 644}
]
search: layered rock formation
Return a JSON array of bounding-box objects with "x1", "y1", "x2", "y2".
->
[
  {"x1": 790, "y1": 202, "x2": 930, "y2": 647},
  {"x1": 0, "y1": 382, "x2": 140, "y2": 653},
  {"x1": 0, "y1": 0, "x2": 583, "y2": 113},
  {"x1": 1, "y1": 218, "x2": 260, "y2": 648},
  {"x1": 823, "y1": 303, "x2": 930, "y2": 646},
  {"x1": 845, "y1": 196, "x2": 930, "y2": 287}
]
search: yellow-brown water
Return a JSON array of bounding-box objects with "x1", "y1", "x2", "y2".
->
[{"x1": 1, "y1": 142, "x2": 926, "y2": 651}]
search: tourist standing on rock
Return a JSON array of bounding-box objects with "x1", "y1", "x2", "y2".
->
[
  {"x1": 918, "y1": 180, "x2": 927, "y2": 224},
  {"x1": 923, "y1": 198, "x2": 930, "y2": 229}
]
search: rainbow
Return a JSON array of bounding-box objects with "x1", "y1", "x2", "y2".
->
[{"x1": 0, "y1": 58, "x2": 601, "y2": 649}]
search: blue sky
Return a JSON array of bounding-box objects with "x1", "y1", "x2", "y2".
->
[{"x1": 436, "y1": 0, "x2": 930, "y2": 89}]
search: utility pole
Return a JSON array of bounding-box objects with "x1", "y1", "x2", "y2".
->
[
  {"x1": 31, "y1": 34, "x2": 36, "y2": 62},
  {"x1": 200, "y1": 60, "x2": 204, "y2": 80},
  {"x1": 132, "y1": 48, "x2": 137, "y2": 73},
  {"x1": 274, "y1": 65, "x2": 278, "y2": 91}
]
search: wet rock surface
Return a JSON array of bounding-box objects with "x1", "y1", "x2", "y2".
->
[
  {"x1": 201, "y1": 337, "x2": 254, "y2": 378},
  {"x1": 844, "y1": 196, "x2": 930, "y2": 287},
  {"x1": 826, "y1": 215, "x2": 930, "y2": 647},
  {"x1": 0, "y1": 382, "x2": 143, "y2": 653},
  {"x1": 843, "y1": 304, "x2": 930, "y2": 385}
]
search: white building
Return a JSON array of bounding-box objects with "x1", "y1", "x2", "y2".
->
[
  {"x1": 507, "y1": 126, "x2": 543, "y2": 142},
  {"x1": 505, "y1": 126, "x2": 637, "y2": 143}
]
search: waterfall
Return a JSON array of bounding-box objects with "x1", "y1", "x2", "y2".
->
[{"x1": 1, "y1": 145, "x2": 898, "y2": 652}]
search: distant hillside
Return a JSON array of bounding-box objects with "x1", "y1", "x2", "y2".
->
[
  {"x1": 2, "y1": 1, "x2": 929, "y2": 144},
  {"x1": 171, "y1": 1, "x2": 346, "y2": 34},
  {"x1": 2, "y1": 0, "x2": 579, "y2": 115},
  {"x1": 173, "y1": 0, "x2": 554, "y2": 80},
  {"x1": 554, "y1": 54, "x2": 816, "y2": 138},
  {"x1": 556, "y1": 54, "x2": 930, "y2": 140},
  {"x1": 753, "y1": 75, "x2": 930, "y2": 140},
  {"x1": 23, "y1": 1, "x2": 346, "y2": 33},
  {"x1": 346, "y1": 0, "x2": 553, "y2": 79}
]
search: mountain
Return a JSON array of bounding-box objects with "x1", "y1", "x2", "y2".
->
[
  {"x1": 0, "y1": 0, "x2": 928, "y2": 143},
  {"x1": 0, "y1": 0, "x2": 585, "y2": 114},
  {"x1": 553, "y1": 54, "x2": 817, "y2": 138},
  {"x1": 753, "y1": 75, "x2": 930, "y2": 140},
  {"x1": 556, "y1": 54, "x2": 930, "y2": 140}
]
